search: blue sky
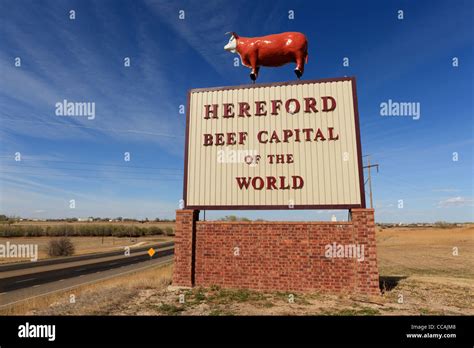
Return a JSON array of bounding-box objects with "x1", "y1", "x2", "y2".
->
[{"x1": 0, "y1": 0, "x2": 472, "y2": 222}]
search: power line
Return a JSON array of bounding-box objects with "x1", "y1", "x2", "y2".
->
[
  {"x1": 0, "y1": 115, "x2": 184, "y2": 138},
  {"x1": 0, "y1": 163, "x2": 183, "y2": 174},
  {"x1": 0, "y1": 170, "x2": 182, "y2": 181},
  {"x1": 363, "y1": 154, "x2": 379, "y2": 209},
  {"x1": 0, "y1": 157, "x2": 183, "y2": 171}
]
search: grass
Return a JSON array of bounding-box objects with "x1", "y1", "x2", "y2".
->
[
  {"x1": 323, "y1": 308, "x2": 381, "y2": 316},
  {"x1": 176, "y1": 287, "x2": 274, "y2": 313},
  {"x1": 207, "y1": 288, "x2": 266, "y2": 304},
  {"x1": 157, "y1": 303, "x2": 185, "y2": 315},
  {"x1": 180, "y1": 287, "x2": 267, "y2": 306},
  {"x1": 2, "y1": 225, "x2": 473, "y2": 316},
  {"x1": 0, "y1": 263, "x2": 174, "y2": 315},
  {"x1": 376, "y1": 225, "x2": 474, "y2": 279},
  {"x1": 208, "y1": 308, "x2": 235, "y2": 316},
  {"x1": 273, "y1": 291, "x2": 311, "y2": 304}
]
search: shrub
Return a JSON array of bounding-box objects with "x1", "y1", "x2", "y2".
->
[
  {"x1": 164, "y1": 226, "x2": 175, "y2": 236},
  {"x1": 47, "y1": 237, "x2": 75, "y2": 257},
  {"x1": 0, "y1": 223, "x2": 170, "y2": 237},
  {"x1": 146, "y1": 226, "x2": 164, "y2": 236},
  {"x1": 434, "y1": 221, "x2": 451, "y2": 229}
]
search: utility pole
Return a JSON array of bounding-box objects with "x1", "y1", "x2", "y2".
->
[{"x1": 363, "y1": 155, "x2": 379, "y2": 209}]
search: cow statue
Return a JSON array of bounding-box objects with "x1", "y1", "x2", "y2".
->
[{"x1": 224, "y1": 31, "x2": 309, "y2": 82}]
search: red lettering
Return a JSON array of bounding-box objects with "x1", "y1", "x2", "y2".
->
[
  {"x1": 236, "y1": 177, "x2": 251, "y2": 189},
  {"x1": 328, "y1": 127, "x2": 339, "y2": 140},
  {"x1": 283, "y1": 129, "x2": 293, "y2": 142},
  {"x1": 255, "y1": 101, "x2": 267, "y2": 116},
  {"x1": 279, "y1": 176, "x2": 290, "y2": 189},
  {"x1": 314, "y1": 128, "x2": 326, "y2": 141},
  {"x1": 203, "y1": 134, "x2": 213, "y2": 146},
  {"x1": 271, "y1": 100, "x2": 282, "y2": 115},
  {"x1": 275, "y1": 154, "x2": 285, "y2": 163},
  {"x1": 285, "y1": 99, "x2": 300, "y2": 114},
  {"x1": 227, "y1": 132, "x2": 236, "y2": 145},
  {"x1": 215, "y1": 133, "x2": 225, "y2": 145},
  {"x1": 266, "y1": 177, "x2": 277, "y2": 190},
  {"x1": 321, "y1": 96, "x2": 336, "y2": 112},
  {"x1": 238, "y1": 102, "x2": 251, "y2": 117},
  {"x1": 294, "y1": 129, "x2": 301, "y2": 142},
  {"x1": 236, "y1": 175, "x2": 305, "y2": 190},
  {"x1": 293, "y1": 176, "x2": 304, "y2": 189},
  {"x1": 252, "y1": 177, "x2": 265, "y2": 190},
  {"x1": 204, "y1": 104, "x2": 218, "y2": 119},
  {"x1": 257, "y1": 131, "x2": 268, "y2": 143},
  {"x1": 304, "y1": 97, "x2": 318, "y2": 113},
  {"x1": 302, "y1": 128, "x2": 312, "y2": 141},
  {"x1": 222, "y1": 103, "x2": 234, "y2": 118},
  {"x1": 269, "y1": 131, "x2": 281, "y2": 143},
  {"x1": 238, "y1": 132, "x2": 248, "y2": 145}
]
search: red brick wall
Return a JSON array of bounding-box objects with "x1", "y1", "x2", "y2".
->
[
  {"x1": 172, "y1": 210, "x2": 198, "y2": 287},
  {"x1": 173, "y1": 209, "x2": 379, "y2": 294}
]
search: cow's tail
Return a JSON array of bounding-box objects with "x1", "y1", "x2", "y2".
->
[{"x1": 305, "y1": 42, "x2": 309, "y2": 63}]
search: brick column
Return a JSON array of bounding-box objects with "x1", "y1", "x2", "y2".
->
[
  {"x1": 350, "y1": 208, "x2": 380, "y2": 295},
  {"x1": 172, "y1": 209, "x2": 199, "y2": 287}
]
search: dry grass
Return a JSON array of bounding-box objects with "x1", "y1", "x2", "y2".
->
[
  {"x1": 376, "y1": 225, "x2": 474, "y2": 278},
  {"x1": 0, "y1": 236, "x2": 173, "y2": 264},
  {"x1": 0, "y1": 263, "x2": 173, "y2": 315},
  {"x1": 2, "y1": 225, "x2": 473, "y2": 316}
]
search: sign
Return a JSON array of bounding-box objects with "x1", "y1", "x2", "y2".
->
[{"x1": 183, "y1": 77, "x2": 365, "y2": 210}]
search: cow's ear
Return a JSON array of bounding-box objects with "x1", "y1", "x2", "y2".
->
[{"x1": 225, "y1": 31, "x2": 239, "y2": 39}]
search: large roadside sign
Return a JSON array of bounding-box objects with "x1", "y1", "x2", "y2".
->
[{"x1": 183, "y1": 77, "x2": 366, "y2": 210}]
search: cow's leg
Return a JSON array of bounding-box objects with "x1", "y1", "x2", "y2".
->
[
  {"x1": 250, "y1": 68, "x2": 258, "y2": 81},
  {"x1": 252, "y1": 67, "x2": 260, "y2": 83},
  {"x1": 294, "y1": 54, "x2": 305, "y2": 79},
  {"x1": 249, "y1": 56, "x2": 259, "y2": 81}
]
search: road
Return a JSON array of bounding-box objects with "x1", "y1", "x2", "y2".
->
[
  {"x1": 0, "y1": 243, "x2": 174, "y2": 307},
  {"x1": 0, "y1": 241, "x2": 174, "y2": 272}
]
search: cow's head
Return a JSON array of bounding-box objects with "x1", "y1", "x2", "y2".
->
[{"x1": 224, "y1": 32, "x2": 239, "y2": 53}]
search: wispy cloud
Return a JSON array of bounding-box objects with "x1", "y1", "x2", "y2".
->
[
  {"x1": 143, "y1": 0, "x2": 288, "y2": 80},
  {"x1": 1, "y1": 184, "x2": 177, "y2": 219},
  {"x1": 0, "y1": 1, "x2": 184, "y2": 149},
  {"x1": 438, "y1": 196, "x2": 474, "y2": 207},
  {"x1": 432, "y1": 188, "x2": 461, "y2": 193}
]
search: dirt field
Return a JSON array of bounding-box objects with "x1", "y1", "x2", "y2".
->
[{"x1": 3, "y1": 225, "x2": 473, "y2": 316}]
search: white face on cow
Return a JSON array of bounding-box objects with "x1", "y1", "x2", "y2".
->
[{"x1": 224, "y1": 34, "x2": 237, "y2": 53}]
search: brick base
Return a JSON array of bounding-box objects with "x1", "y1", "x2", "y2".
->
[{"x1": 173, "y1": 209, "x2": 379, "y2": 295}]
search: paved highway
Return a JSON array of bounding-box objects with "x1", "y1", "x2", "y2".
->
[
  {"x1": 0, "y1": 241, "x2": 174, "y2": 272},
  {"x1": 0, "y1": 243, "x2": 174, "y2": 307}
]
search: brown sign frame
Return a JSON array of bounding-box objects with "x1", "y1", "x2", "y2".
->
[{"x1": 182, "y1": 76, "x2": 366, "y2": 210}]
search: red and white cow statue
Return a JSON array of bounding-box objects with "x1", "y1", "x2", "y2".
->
[{"x1": 224, "y1": 31, "x2": 309, "y2": 81}]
